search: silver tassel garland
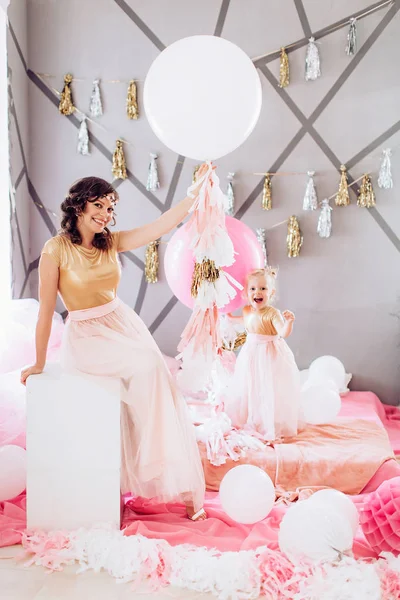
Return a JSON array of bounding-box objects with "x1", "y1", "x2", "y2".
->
[
  {"x1": 305, "y1": 37, "x2": 321, "y2": 81},
  {"x1": 345, "y1": 18, "x2": 357, "y2": 56},
  {"x1": 317, "y1": 199, "x2": 332, "y2": 239},
  {"x1": 77, "y1": 115, "x2": 89, "y2": 155},
  {"x1": 225, "y1": 172, "x2": 235, "y2": 216},
  {"x1": 146, "y1": 153, "x2": 160, "y2": 192},
  {"x1": 378, "y1": 148, "x2": 393, "y2": 190},
  {"x1": 303, "y1": 170, "x2": 318, "y2": 210},
  {"x1": 256, "y1": 228, "x2": 268, "y2": 267},
  {"x1": 89, "y1": 79, "x2": 103, "y2": 118}
]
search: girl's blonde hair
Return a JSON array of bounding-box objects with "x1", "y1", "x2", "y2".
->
[{"x1": 245, "y1": 267, "x2": 278, "y2": 301}]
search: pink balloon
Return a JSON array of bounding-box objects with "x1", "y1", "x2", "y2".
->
[{"x1": 164, "y1": 216, "x2": 264, "y2": 313}]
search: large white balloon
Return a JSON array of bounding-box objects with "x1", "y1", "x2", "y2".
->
[
  {"x1": 0, "y1": 445, "x2": 26, "y2": 501},
  {"x1": 279, "y1": 500, "x2": 354, "y2": 562},
  {"x1": 144, "y1": 35, "x2": 262, "y2": 160},
  {"x1": 300, "y1": 383, "x2": 341, "y2": 424},
  {"x1": 219, "y1": 465, "x2": 275, "y2": 524},
  {"x1": 308, "y1": 356, "x2": 346, "y2": 390},
  {"x1": 308, "y1": 489, "x2": 359, "y2": 534}
]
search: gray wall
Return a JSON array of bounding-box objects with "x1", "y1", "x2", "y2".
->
[
  {"x1": 7, "y1": 0, "x2": 400, "y2": 404},
  {"x1": 7, "y1": 0, "x2": 30, "y2": 299}
]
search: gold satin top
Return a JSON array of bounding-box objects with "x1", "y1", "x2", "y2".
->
[
  {"x1": 243, "y1": 305, "x2": 284, "y2": 336},
  {"x1": 41, "y1": 233, "x2": 121, "y2": 311}
]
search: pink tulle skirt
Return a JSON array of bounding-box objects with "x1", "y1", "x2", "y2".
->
[
  {"x1": 61, "y1": 297, "x2": 205, "y2": 512},
  {"x1": 224, "y1": 333, "x2": 300, "y2": 441}
]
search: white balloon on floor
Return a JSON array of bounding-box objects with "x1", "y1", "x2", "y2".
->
[
  {"x1": 279, "y1": 500, "x2": 354, "y2": 562},
  {"x1": 308, "y1": 356, "x2": 346, "y2": 390},
  {"x1": 219, "y1": 464, "x2": 275, "y2": 524},
  {"x1": 307, "y1": 489, "x2": 359, "y2": 534},
  {"x1": 300, "y1": 383, "x2": 341, "y2": 424},
  {"x1": 144, "y1": 35, "x2": 262, "y2": 160},
  {"x1": 0, "y1": 445, "x2": 26, "y2": 501}
]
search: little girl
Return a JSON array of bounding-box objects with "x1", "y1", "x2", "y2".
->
[{"x1": 225, "y1": 268, "x2": 300, "y2": 441}]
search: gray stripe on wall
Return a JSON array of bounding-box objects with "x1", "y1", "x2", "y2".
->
[
  {"x1": 19, "y1": 257, "x2": 40, "y2": 298},
  {"x1": 164, "y1": 155, "x2": 185, "y2": 211},
  {"x1": 113, "y1": 0, "x2": 166, "y2": 51},
  {"x1": 293, "y1": 0, "x2": 312, "y2": 38},
  {"x1": 134, "y1": 273, "x2": 148, "y2": 314},
  {"x1": 346, "y1": 120, "x2": 400, "y2": 170},
  {"x1": 149, "y1": 297, "x2": 178, "y2": 334},
  {"x1": 214, "y1": 0, "x2": 231, "y2": 37}
]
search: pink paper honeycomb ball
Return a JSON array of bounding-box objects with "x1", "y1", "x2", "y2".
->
[{"x1": 360, "y1": 477, "x2": 400, "y2": 556}]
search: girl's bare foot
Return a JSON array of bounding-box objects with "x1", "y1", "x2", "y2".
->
[{"x1": 186, "y1": 504, "x2": 207, "y2": 521}]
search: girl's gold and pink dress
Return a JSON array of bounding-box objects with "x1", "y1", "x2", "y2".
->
[
  {"x1": 225, "y1": 305, "x2": 300, "y2": 441},
  {"x1": 42, "y1": 233, "x2": 205, "y2": 512}
]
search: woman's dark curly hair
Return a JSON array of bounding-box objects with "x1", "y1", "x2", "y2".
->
[{"x1": 60, "y1": 176, "x2": 119, "y2": 251}]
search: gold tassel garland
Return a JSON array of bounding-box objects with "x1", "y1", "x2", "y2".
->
[
  {"x1": 335, "y1": 165, "x2": 350, "y2": 206},
  {"x1": 145, "y1": 241, "x2": 159, "y2": 283},
  {"x1": 112, "y1": 140, "x2": 127, "y2": 180},
  {"x1": 59, "y1": 73, "x2": 75, "y2": 116},
  {"x1": 357, "y1": 174, "x2": 376, "y2": 208},
  {"x1": 191, "y1": 259, "x2": 219, "y2": 298},
  {"x1": 262, "y1": 174, "x2": 272, "y2": 210},
  {"x1": 287, "y1": 215, "x2": 303, "y2": 258},
  {"x1": 279, "y1": 47, "x2": 289, "y2": 88},
  {"x1": 126, "y1": 80, "x2": 139, "y2": 119}
]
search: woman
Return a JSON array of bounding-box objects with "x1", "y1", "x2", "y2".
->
[{"x1": 21, "y1": 166, "x2": 208, "y2": 521}]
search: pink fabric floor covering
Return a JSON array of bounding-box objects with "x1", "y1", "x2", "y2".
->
[{"x1": 1, "y1": 392, "x2": 399, "y2": 559}]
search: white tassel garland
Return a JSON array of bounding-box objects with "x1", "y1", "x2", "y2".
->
[
  {"x1": 77, "y1": 116, "x2": 89, "y2": 155},
  {"x1": 317, "y1": 199, "x2": 332, "y2": 238},
  {"x1": 146, "y1": 153, "x2": 160, "y2": 192},
  {"x1": 378, "y1": 148, "x2": 393, "y2": 190},
  {"x1": 303, "y1": 170, "x2": 318, "y2": 210},
  {"x1": 256, "y1": 228, "x2": 268, "y2": 267},
  {"x1": 225, "y1": 172, "x2": 235, "y2": 216},
  {"x1": 345, "y1": 18, "x2": 357, "y2": 56},
  {"x1": 89, "y1": 79, "x2": 103, "y2": 118},
  {"x1": 305, "y1": 37, "x2": 321, "y2": 81}
]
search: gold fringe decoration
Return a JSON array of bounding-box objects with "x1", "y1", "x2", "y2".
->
[
  {"x1": 287, "y1": 215, "x2": 303, "y2": 258},
  {"x1": 357, "y1": 174, "x2": 376, "y2": 208},
  {"x1": 221, "y1": 331, "x2": 247, "y2": 352},
  {"x1": 192, "y1": 164, "x2": 200, "y2": 184},
  {"x1": 59, "y1": 73, "x2": 75, "y2": 116},
  {"x1": 279, "y1": 47, "x2": 289, "y2": 88},
  {"x1": 145, "y1": 241, "x2": 159, "y2": 283},
  {"x1": 126, "y1": 80, "x2": 139, "y2": 119},
  {"x1": 233, "y1": 331, "x2": 247, "y2": 350},
  {"x1": 191, "y1": 259, "x2": 219, "y2": 298},
  {"x1": 112, "y1": 140, "x2": 127, "y2": 180},
  {"x1": 335, "y1": 165, "x2": 350, "y2": 206},
  {"x1": 262, "y1": 174, "x2": 272, "y2": 210}
]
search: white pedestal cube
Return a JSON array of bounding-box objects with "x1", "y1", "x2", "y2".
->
[{"x1": 26, "y1": 363, "x2": 121, "y2": 531}]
